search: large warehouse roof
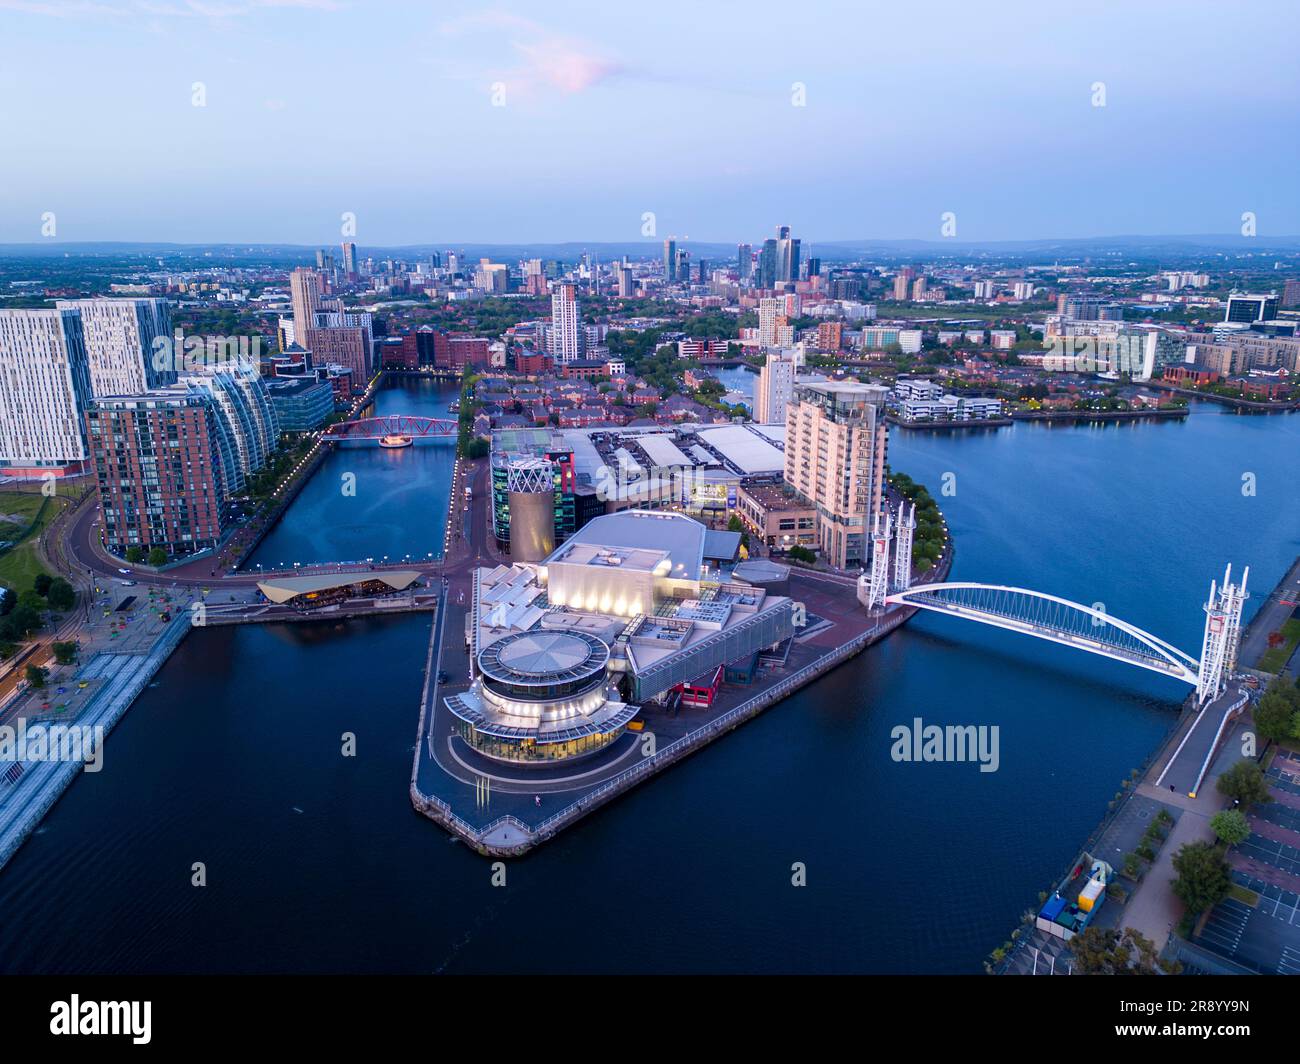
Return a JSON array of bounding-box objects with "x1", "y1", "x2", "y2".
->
[
  {"x1": 637, "y1": 433, "x2": 693, "y2": 469},
  {"x1": 695, "y1": 424, "x2": 786, "y2": 474}
]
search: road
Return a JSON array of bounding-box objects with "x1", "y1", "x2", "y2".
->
[{"x1": 1239, "y1": 554, "x2": 1300, "y2": 674}]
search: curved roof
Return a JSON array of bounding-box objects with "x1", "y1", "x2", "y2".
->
[
  {"x1": 478, "y1": 629, "x2": 609, "y2": 687},
  {"x1": 545, "y1": 510, "x2": 706, "y2": 582},
  {"x1": 257, "y1": 570, "x2": 420, "y2": 604}
]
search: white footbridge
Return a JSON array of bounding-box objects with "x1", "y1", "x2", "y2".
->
[{"x1": 860, "y1": 505, "x2": 1248, "y2": 704}]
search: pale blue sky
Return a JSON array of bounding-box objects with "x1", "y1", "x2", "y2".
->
[{"x1": 1, "y1": 0, "x2": 1296, "y2": 245}]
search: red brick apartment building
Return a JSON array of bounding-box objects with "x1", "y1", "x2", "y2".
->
[{"x1": 85, "y1": 393, "x2": 227, "y2": 556}]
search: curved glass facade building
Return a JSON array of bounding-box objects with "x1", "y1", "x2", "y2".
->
[
  {"x1": 446, "y1": 630, "x2": 636, "y2": 763},
  {"x1": 180, "y1": 364, "x2": 279, "y2": 494}
]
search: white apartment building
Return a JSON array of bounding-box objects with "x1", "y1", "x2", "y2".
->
[
  {"x1": 899, "y1": 395, "x2": 1004, "y2": 421},
  {"x1": 758, "y1": 297, "x2": 794, "y2": 348},
  {"x1": 0, "y1": 309, "x2": 94, "y2": 471},
  {"x1": 550, "y1": 283, "x2": 582, "y2": 363},
  {"x1": 55, "y1": 297, "x2": 173, "y2": 396},
  {"x1": 755, "y1": 347, "x2": 799, "y2": 425},
  {"x1": 893, "y1": 378, "x2": 944, "y2": 402}
]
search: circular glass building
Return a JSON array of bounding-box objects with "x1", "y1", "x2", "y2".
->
[{"x1": 446, "y1": 630, "x2": 637, "y2": 763}]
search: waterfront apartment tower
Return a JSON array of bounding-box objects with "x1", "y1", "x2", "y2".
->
[
  {"x1": 784, "y1": 381, "x2": 890, "y2": 570},
  {"x1": 86, "y1": 392, "x2": 228, "y2": 557}
]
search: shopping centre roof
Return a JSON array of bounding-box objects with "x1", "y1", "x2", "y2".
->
[{"x1": 694, "y1": 424, "x2": 786, "y2": 474}]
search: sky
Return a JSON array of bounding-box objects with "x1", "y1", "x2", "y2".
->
[{"x1": 0, "y1": 0, "x2": 1297, "y2": 246}]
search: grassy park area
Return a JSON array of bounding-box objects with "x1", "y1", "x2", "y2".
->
[
  {"x1": 0, "y1": 481, "x2": 91, "y2": 592},
  {"x1": 1259, "y1": 618, "x2": 1300, "y2": 674}
]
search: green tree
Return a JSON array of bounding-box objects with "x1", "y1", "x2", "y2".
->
[
  {"x1": 52, "y1": 641, "x2": 78, "y2": 666},
  {"x1": 24, "y1": 663, "x2": 48, "y2": 690},
  {"x1": 1209, "y1": 809, "x2": 1250, "y2": 846},
  {"x1": 125, "y1": 546, "x2": 144, "y2": 564},
  {"x1": 1070, "y1": 926, "x2": 1171, "y2": 975},
  {"x1": 1170, "y1": 840, "x2": 1232, "y2": 916},
  {"x1": 1216, "y1": 759, "x2": 1272, "y2": 810},
  {"x1": 0, "y1": 605, "x2": 42, "y2": 640},
  {"x1": 1254, "y1": 680, "x2": 1300, "y2": 742},
  {"x1": 32, "y1": 573, "x2": 52, "y2": 596},
  {"x1": 787, "y1": 545, "x2": 816, "y2": 564},
  {"x1": 46, "y1": 577, "x2": 75, "y2": 612},
  {"x1": 147, "y1": 546, "x2": 168, "y2": 567}
]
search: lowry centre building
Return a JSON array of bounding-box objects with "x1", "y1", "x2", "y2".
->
[{"x1": 445, "y1": 510, "x2": 795, "y2": 764}]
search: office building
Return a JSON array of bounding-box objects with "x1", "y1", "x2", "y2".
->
[
  {"x1": 737, "y1": 243, "x2": 753, "y2": 283},
  {"x1": 663, "y1": 238, "x2": 678, "y2": 282},
  {"x1": 758, "y1": 239, "x2": 778, "y2": 289},
  {"x1": 1224, "y1": 292, "x2": 1280, "y2": 324},
  {"x1": 341, "y1": 242, "x2": 358, "y2": 276},
  {"x1": 784, "y1": 381, "x2": 890, "y2": 570},
  {"x1": 264, "y1": 375, "x2": 335, "y2": 431},
  {"x1": 774, "y1": 225, "x2": 800, "y2": 285},
  {"x1": 617, "y1": 264, "x2": 635, "y2": 298},
  {"x1": 0, "y1": 308, "x2": 94, "y2": 474}
]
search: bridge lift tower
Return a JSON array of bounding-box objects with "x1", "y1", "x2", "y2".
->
[
  {"x1": 858, "y1": 510, "x2": 892, "y2": 611},
  {"x1": 892, "y1": 501, "x2": 916, "y2": 593},
  {"x1": 1196, "y1": 564, "x2": 1249, "y2": 705}
]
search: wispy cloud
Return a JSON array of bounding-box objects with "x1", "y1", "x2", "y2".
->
[{"x1": 440, "y1": 10, "x2": 626, "y2": 95}]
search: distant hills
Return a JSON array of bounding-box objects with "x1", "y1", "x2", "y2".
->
[{"x1": 2, "y1": 234, "x2": 1299, "y2": 264}]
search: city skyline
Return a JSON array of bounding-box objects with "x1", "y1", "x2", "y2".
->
[{"x1": 2, "y1": 1, "x2": 1298, "y2": 244}]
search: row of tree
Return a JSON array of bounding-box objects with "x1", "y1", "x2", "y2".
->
[{"x1": 0, "y1": 572, "x2": 78, "y2": 658}]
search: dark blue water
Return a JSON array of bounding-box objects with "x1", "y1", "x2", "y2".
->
[
  {"x1": 0, "y1": 400, "x2": 1295, "y2": 973},
  {"x1": 714, "y1": 364, "x2": 755, "y2": 408},
  {"x1": 246, "y1": 378, "x2": 458, "y2": 570}
]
